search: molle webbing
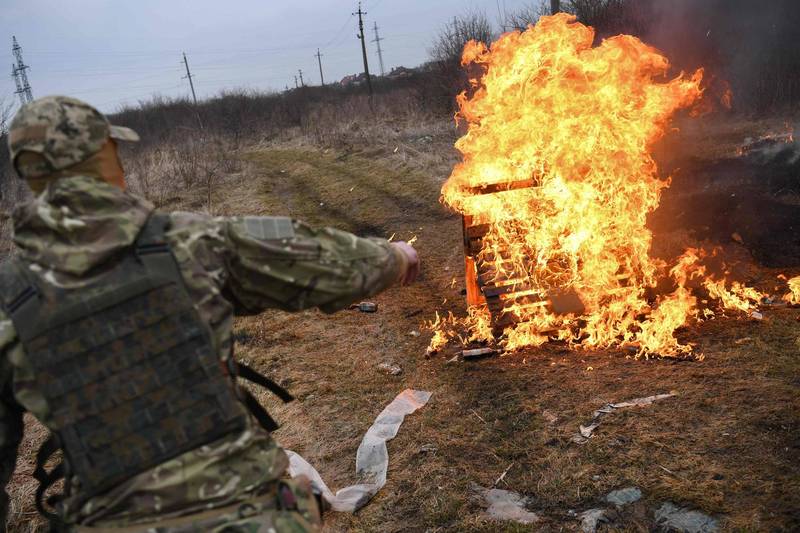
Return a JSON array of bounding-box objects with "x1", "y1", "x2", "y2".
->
[{"x1": 0, "y1": 214, "x2": 247, "y2": 503}]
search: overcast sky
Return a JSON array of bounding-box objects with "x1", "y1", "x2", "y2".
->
[{"x1": 0, "y1": 0, "x2": 534, "y2": 113}]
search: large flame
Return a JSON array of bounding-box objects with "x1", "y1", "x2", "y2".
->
[
  {"x1": 785, "y1": 276, "x2": 800, "y2": 305},
  {"x1": 432, "y1": 14, "x2": 765, "y2": 357}
]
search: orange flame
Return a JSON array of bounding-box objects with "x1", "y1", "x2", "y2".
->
[
  {"x1": 431, "y1": 14, "x2": 765, "y2": 358},
  {"x1": 425, "y1": 306, "x2": 493, "y2": 354},
  {"x1": 784, "y1": 276, "x2": 800, "y2": 305}
]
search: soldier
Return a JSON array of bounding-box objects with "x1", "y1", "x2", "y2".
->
[{"x1": 0, "y1": 96, "x2": 420, "y2": 532}]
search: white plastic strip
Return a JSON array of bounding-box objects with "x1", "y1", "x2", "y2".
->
[
  {"x1": 572, "y1": 392, "x2": 676, "y2": 444},
  {"x1": 286, "y1": 388, "x2": 432, "y2": 512}
]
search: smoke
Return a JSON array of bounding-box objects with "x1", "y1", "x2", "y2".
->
[
  {"x1": 640, "y1": 0, "x2": 800, "y2": 111},
  {"x1": 740, "y1": 125, "x2": 799, "y2": 166}
]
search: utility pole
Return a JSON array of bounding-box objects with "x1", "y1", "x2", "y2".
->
[
  {"x1": 551, "y1": 0, "x2": 561, "y2": 14},
  {"x1": 294, "y1": 75, "x2": 298, "y2": 89},
  {"x1": 11, "y1": 36, "x2": 33, "y2": 106},
  {"x1": 182, "y1": 52, "x2": 197, "y2": 105},
  {"x1": 353, "y1": 2, "x2": 373, "y2": 96},
  {"x1": 298, "y1": 69, "x2": 305, "y2": 87},
  {"x1": 315, "y1": 48, "x2": 325, "y2": 86},
  {"x1": 371, "y1": 22, "x2": 385, "y2": 77}
]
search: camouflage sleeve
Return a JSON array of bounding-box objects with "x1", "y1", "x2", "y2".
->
[
  {"x1": 223, "y1": 217, "x2": 407, "y2": 314},
  {"x1": 0, "y1": 315, "x2": 24, "y2": 527},
  {"x1": 167, "y1": 212, "x2": 406, "y2": 315}
]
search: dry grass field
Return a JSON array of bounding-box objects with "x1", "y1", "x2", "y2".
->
[{"x1": 4, "y1": 110, "x2": 800, "y2": 532}]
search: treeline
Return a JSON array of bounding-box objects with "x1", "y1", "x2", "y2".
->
[{"x1": 110, "y1": 74, "x2": 451, "y2": 153}]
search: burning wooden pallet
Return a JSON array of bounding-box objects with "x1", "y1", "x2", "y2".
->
[{"x1": 461, "y1": 181, "x2": 584, "y2": 335}]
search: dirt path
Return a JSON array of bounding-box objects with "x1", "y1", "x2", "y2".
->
[{"x1": 232, "y1": 144, "x2": 799, "y2": 531}]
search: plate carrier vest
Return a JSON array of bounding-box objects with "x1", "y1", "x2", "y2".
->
[{"x1": 0, "y1": 214, "x2": 293, "y2": 522}]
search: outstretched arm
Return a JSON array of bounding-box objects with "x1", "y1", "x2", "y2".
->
[
  {"x1": 224, "y1": 217, "x2": 414, "y2": 314},
  {"x1": 167, "y1": 213, "x2": 418, "y2": 315}
]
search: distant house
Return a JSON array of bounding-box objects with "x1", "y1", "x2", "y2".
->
[
  {"x1": 387, "y1": 66, "x2": 415, "y2": 80},
  {"x1": 338, "y1": 67, "x2": 419, "y2": 86},
  {"x1": 339, "y1": 72, "x2": 371, "y2": 87}
]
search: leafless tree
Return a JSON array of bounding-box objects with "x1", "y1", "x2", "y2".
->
[
  {"x1": 504, "y1": 2, "x2": 550, "y2": 30},
  {"x1": 0, "y1": 96, "x2": 14, "y2": 136},
  {"x1": 568, "y1": 0, "x2": 650, "y2": 37},
  {"x1": 429, "y1": 11, "x2": 495, "y2": 67},
  {"x1": 503, "y1": 1, "x2": 649, "y2": 36},
  {"x1": 0, "y1": 97, "x2": 30, "y2": 221}
]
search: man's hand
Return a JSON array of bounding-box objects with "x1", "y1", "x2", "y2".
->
[{"x1": 391, "y1": 241, "x2": 420, "y2": 286}]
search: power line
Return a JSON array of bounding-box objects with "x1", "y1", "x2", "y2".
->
[
  {"x1": 371, "y1": 21, "x2": 385, "y2": 77},
  {"x1": 322, "y1": 14, "x2": 356, "y2": 48},
  {"x1": 94, "y1": 82, "x2": 184, "y2": 108},
  {"x1": 70, "y1": 81, "x2": 186, "y2": 96},
  {"x1": 497, "y1": 0, "x2": 507, "y2": 32},
  {"x1": 193, "y1": 75, "x2": 287, "y2": 85},
  {"x1": 11, "y1": 36, "x2": 33, "y2": 105},
  {"x1": 22, "y1": 29, "x2": 337, "y2": 58}
]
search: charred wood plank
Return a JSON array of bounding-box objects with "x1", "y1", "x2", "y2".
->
[
  {"x1": 482, "y1": 282, "x2": 536, "y2": 298},
  {"x1": 465, "y1": 224, "x2": 491, "y2": 239},
  {"x1": 463, "y1": 179, "x2": 535, "y2": 196}
]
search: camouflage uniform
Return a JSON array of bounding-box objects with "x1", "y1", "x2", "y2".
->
[{"x1": 0, "y1": 97, "x2": 409, "y2": 531}]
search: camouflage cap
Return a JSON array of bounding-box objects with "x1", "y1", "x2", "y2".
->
[{"x1": 7, "y1": 95, "x2": 139, "y2": 178}]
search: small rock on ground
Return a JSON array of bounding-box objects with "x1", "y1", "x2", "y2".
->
[
  {"x1": 471, "y1": 484, "x2": 539, "y2": 525},
  {"x1": 377, "y1": 362, "x2": 402, "y2": 375},
  {"x1": 579, "y1": 508, "x2": 607, "y2": 533},
  {"x1": 542, "y1": 409, "x2": 559, "y2": 424},
  {"x1": 655, "y1": 502, "x2": 718, "y2": 532},
  {"x1": 418, "y1": 444, "x2": 437, "y2": 454},
  {"x1": 606, "y1": 487, "x2": 642, "y2": 506}
]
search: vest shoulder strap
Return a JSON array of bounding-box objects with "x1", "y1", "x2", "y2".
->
[
  {"x1": 0, "y1": 258, "x2": 40, "y2": 341},
  {"x1": 135, "y1": 212, "x2": 184, "y2": 285}
]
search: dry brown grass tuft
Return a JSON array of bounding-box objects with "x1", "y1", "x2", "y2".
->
[{"x1": 7, "y1": 415, "x2": 48, "y2": 532}]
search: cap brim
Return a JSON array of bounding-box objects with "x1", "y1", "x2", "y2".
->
[{"x1": 109, "y1": 125, "x2": 140, "y2": 142}]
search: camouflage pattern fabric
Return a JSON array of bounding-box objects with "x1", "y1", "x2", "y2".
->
[
  {"x1": 5, "y1": 243, "x2": 251, "y2": 503},
  {"x1": 12, "y1": 172, "x2": 152, "y2": 277},
  {"x1": 0, "y1": 175, "x2": 405, "y2": 531},
  {"x1": 7, "y1": 96, "x2": 139, "y2": 179},
  {"x1": 75, "y1": 477, "x2": 321, "y2": 533}
]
